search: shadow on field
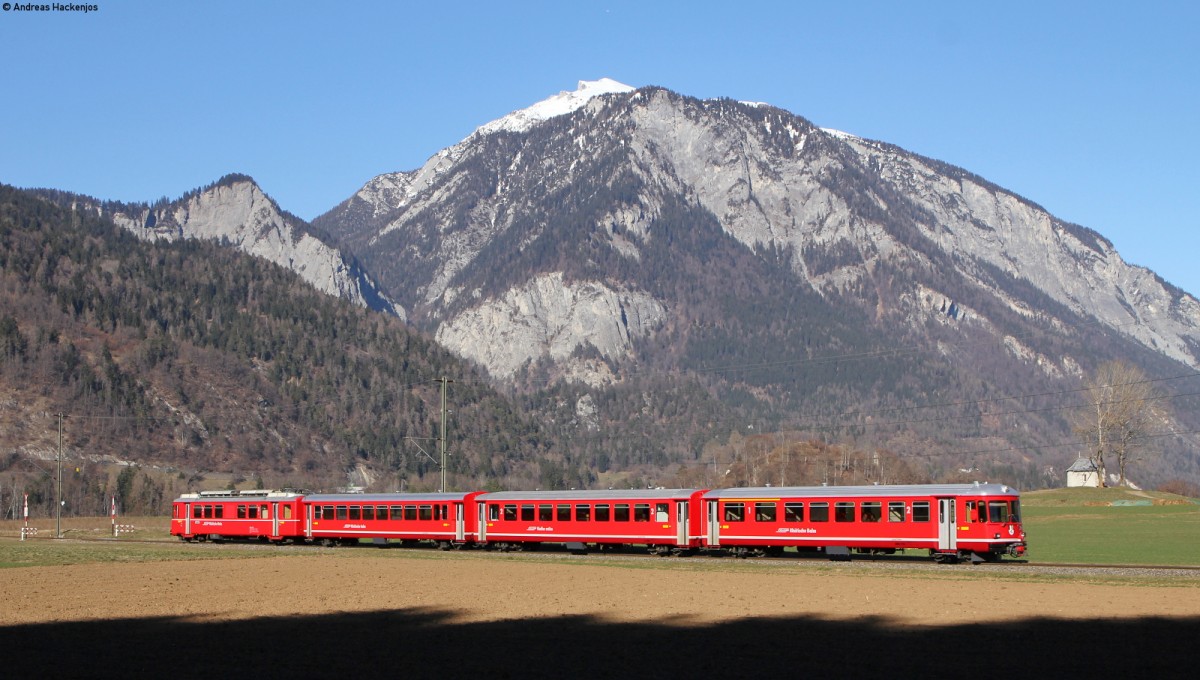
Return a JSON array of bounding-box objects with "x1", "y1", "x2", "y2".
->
[{"x1": 4, "y1": 609, "x2": 1196, "y2": 678}]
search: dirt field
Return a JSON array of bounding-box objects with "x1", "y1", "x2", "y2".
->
[{"x1": 3, "y1": 544, "x2": 1200, "y2": 678}]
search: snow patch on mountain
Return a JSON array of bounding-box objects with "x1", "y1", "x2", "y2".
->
[{"x1": 475, "y1": 78, "x2": 634, "y2": 137}]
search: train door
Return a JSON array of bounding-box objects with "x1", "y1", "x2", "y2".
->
[
  {"x1": 270, "y1": 502, "x2": 281, "y2": 539},
  {"x1": 184, "y1": 502, "x2": 191, "y2": 535},
  {"x1": 477, "y1": 503, "x2": 488, "y2": 542},
  {"x1": 937, "y1": 498, "x2": 957, "y2": 552},
  {"x1": 455, "y1": 503, "x2": 465, "y2": 542},
  {"x1": 675, "y1": 501, "x2": 688, "y2": 546},
  {"x1": 305, "y1": 503, "x2": 313, "y2": 539},
  {"x1": 706, "y1": 500, "x2": 721, "y2": 547}
]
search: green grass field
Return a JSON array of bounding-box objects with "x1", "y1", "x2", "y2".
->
[{"x1": 1021, "y1": 488, "x2": 1200, "y2": 566}]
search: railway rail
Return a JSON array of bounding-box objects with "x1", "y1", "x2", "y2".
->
[{"x1": 10, "y1": 533, "x2": 1198, "y2": 580}]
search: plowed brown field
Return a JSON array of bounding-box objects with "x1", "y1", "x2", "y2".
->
[{"x1": 3, "y1": 542, "x2": 1200, "y2": 678}]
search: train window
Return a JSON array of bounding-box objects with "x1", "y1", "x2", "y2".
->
[
  {"x1": 755, "y1": 502, "x2": 776, "y2": 522},
  {"x1": 988, "y1": 501, "x2": 1010, "y2": 523},
  {"x1": 633, "y1": 504, "x2": 650, "y2": 522},
  {"x1": 656, "y1": 503, "x2": 669, "y2": 523},
  {"x1": 436, "y1": 505, "x2": 443, "y2": 521},
  {"x1": 193, "y1": 505, "x2": 201, "y2": 519},
  {"x1": 419, "y1": 505, "x2": 433, "y2": 521},
  {"x1": 405, "y1": 505, "x2": 417, "y2": 521},
  {"x1": 377, "y1": 505, "x2": 388, "y2": 520},
  {"x1": 538, "y1": 505, "x2": 552, "y2": 521},
  {"x1": 248, "y1": 505, "x2": 259, "y2": 519},
  {"x1": 324, "y1": 506, "x2": 335, "y2": 520},
  {"x1": 888, "y1": 502, "x2": 905, "y2": 522},
  {"x1": 595, "y1": 504, "x2": 610, "y2": 521},
  {"x1": 912, "y1": 501, "x2": 930, "y2": 522},
  {"x1": 1010, "y1": 500, "x2": 1021, "y2": 522},
  {"x1": 520, "y1": 505, "x2": 534, "y2": 521},
  {"x1": 785, "y1": 502, "x2": 804, "y2": 522},
  {"x1": 557, "y1": 504, "x2": 571, "y2": 521},
  {"x1": 284, "y1": 506, "x2": 293, "y2": 520},
  {"x1": 965, "y1": 501, "x2": 983, "y2": 523},
  {"x1": 443, "y1": 504, "x2": 449, "y2": 520},
  {"x1": 237, "y1": 505, "x2": 247, "y2": 519},
  {"x1": 261, "y1": 505, "x2": 270, "y2": 519},
  {"x1": 503, "y1": 504, "x2": 517, "y2": 521},
  {"x1": 810, "y1": 502, "x2": 829, "y2": 522},
  {"x1": 576, "y1": 504, "x2": 591, "y2": 522},
  {"x1": 314, "y1": 505, "x2": 323, "y2": 520},
  {"x1": 835, "y1": 502, "x2": 855, "y2": 522},
  {"x1": 363, "y1": 506, "x2": 375, "y2": 521},
  {"x1": 861, "y1": 502, "x2": 882, "y2": 523},
  {"x1": 489, "y1": 505, "x2": 499, "y2": 521},
  {"x1": 615, "y1": 504, "x2": 630, "y2": 522},
  {"x1": 349, "y1": 506, "x2": 362, "y2": 521},
  {"x1": 724, "y1": 502, "x2": 745, "y2": 522},
  {"x1": 336, "y1": 506, "x2": 348, "y2": 520},
  {"x1": 391, "y1": 506, "x2": 402, "y2": 520}
]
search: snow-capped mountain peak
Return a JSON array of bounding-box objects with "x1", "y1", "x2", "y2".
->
[{"x1": 474, "y1": 78, "x2": 635, "y2": 136}]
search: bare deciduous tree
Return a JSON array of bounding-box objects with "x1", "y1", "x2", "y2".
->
[{"x1": 1072, "y1": 361, "x2": 1163, "y2": 487}]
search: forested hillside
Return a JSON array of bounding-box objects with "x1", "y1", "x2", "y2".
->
[{"x1": 0, "y1": 185, "x2": 551, "y2": 517}]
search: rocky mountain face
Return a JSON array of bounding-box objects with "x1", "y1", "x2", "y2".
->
[
  {"x1": 54, "y1": 176, "x2": 403, "y2": 319},
  {"x1": 312, "y1": 80, "x2": 1200, "y2": 487}
]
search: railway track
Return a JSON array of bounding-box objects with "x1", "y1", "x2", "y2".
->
[{"x1": 14, "y1": 534, "x2": 1199, "y2": 578}]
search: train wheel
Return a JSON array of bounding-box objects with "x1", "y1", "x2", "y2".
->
[{"x1": 437, "y1": 541, "x2": 451, "y2": 551}]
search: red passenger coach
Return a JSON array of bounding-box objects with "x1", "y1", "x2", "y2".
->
[
  {"x1": 303, "y1": 492, "x2": 484, "y2": 548},
  {"x1": 476, "y1": 489, "x2": 706, "y2": 554},
  {"x1": 171, "y1": 490, "x2": 306, "y2": 543},
  {"x1": 702, "y1": 483, "x2": 1026, "y2": 563}
]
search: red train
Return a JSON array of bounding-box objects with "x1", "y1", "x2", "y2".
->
[{"x1": 171, "y1": 482, "x2": 1026, "y2": 563}]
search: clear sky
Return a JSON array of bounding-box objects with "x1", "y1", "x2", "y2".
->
[{"x1": 2, "y1": 1, "x2": 1198, "y2": 295}]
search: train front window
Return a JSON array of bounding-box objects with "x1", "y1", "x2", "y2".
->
[{"x1": 988, "y1": 501, "x2": 1011, "y2": 523}]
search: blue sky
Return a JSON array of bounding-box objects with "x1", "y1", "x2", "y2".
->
[{"x1": 2, "y1": 1, "x2": 1198, "y2": 295}]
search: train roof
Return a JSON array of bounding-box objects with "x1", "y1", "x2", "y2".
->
[
  {"x1": 704, "y1": 483, "x2": 1020, "y2": 499},
  {"x1": 174, "y1": 490, "x2": 305, "y2": 502},
  {"x1": 305, "y1": 492, "x2": 480, "y2": 503},
  {"x1": 479, "y1": 489, "x2": 702, "y2": 501}
]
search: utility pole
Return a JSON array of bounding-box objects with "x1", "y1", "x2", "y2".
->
[
  {"x1": 56, "y1": 413, "x2": 64, "y2": 539},
  {"x1": 439, "y1": 377, "x2": 453, "y2": 493}
]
